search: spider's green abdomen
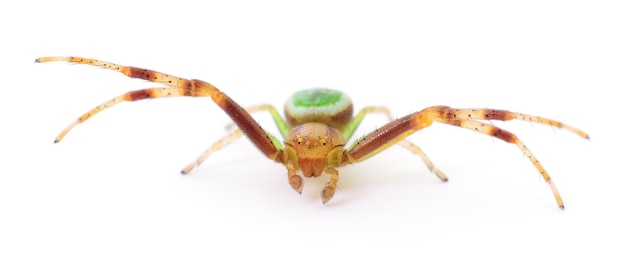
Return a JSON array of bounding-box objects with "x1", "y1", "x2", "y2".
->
[
  {"x1": 291, "y1": 88, "x2": 344, "y2": 107},
  {"x1": 285, "y1": 88, "x2": 353, "y2": 130}
]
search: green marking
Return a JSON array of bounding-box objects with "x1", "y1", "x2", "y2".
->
[
  {"x1": 285, "y1": 88, "x2": 352, "y2": 128},
  {"x1": 267, "y1": 133, "x2": 284, "y2": 150},
  {"x1": 292, "y1": 89, "x2": 343, "y2": 108}
]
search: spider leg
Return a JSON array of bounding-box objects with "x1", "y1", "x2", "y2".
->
[
  {"x1": 225, "y1": 104, "x2": 290, "y2": 138},
  {"x1": 344, "y1": 106, "x2": 589, "y2": 208},
  {"x1": 181, "y1": 129, "x2": 244, "y2": 174},
  {"x1": 183, "y1": 104, "x2": 289, "y2": 174},
  {"x1": 342, "y1": 106, "x2": 393, "y2": 140},
  {"x1": 36, "y1": 56, "x2": 188, "y2": 89},
  {"x1": 396, "y1": 141, "x2": 448, "y2": 181},
  {"x1": 53, "y1": 87, "x2": 185, "y2": 142},
  {"x1": 36, "y1": 56, "x2": 288, "y2": 164},
  {"x1": 346, "y1": 106, "x2": 447, "y2": 181}
]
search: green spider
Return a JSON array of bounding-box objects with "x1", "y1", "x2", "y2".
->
[{"x1": 36, "y1": 56, "x2": 589, "y2": 208}]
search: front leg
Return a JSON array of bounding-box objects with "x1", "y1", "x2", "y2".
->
[
  {"x1": 343, "y1": 106, "x2": 589, "y2": 208},
  {"x1": 345, "y1": 106, "x2": 447, "y2": 181},
  {"x1": 36, "y1": 56, "x2": 288, "y2": 164}
]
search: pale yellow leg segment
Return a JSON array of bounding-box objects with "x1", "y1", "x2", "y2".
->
[
  {"x1": 457, "y1": 120, "x2": 564, "y2": 208},
  {"x1": 54, "y1": 87, "x2": 190, "y2": 143},
  {"x1": 396, "y1": 141, "x2": 448, "y2": 181},
  {"x1": 321, "y1": 167, "x2": 339, "y2": 204},
  {"x1": 181, "y1": 129, "x2": 244, "y2": 174}
]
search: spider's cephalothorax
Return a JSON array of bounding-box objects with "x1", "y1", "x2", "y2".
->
[{"x1": 36, "y1": 56, "x2": 590, "y2": 208}]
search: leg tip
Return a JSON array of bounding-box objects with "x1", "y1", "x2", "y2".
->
[
  {"x1": 289, "y1": 175, "x2": 303, "y2": 194},
  {"x1": 181, "y1": 164, "x2": 195, "y2": 175},
  {"x1": 321, "y1": 186, "x2": 335, "y2": 204}
]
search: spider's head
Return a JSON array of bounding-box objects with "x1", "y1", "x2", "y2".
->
[{"x1": 285, "y1": 123, "x2": 345, "y2": 177}]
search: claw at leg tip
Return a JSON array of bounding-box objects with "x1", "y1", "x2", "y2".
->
[
  {"x1": 54, "y1": 134, "x2": 64, "y2": 143},
  {"x1": 292, "y1": 182, "x2": 303, "y2": 194},
  {"x1": 181, "y1": 164, "x2": 195, "y2": 175}
]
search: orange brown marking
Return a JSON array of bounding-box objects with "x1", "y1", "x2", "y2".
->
[
  {"x1": 127, "y1": 89, "x2": 153, "y2": 101},
  {"x1": 484, "y1": 109, "x2": 513, "y2": 120},
  {"x1": 492, "y1": 127, "x2": 516, "y2": 143}
]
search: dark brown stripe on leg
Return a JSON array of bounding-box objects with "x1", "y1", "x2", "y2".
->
[
  {"x1": 127, "y1": 89, "x2": 154, "y2": 101},
  {"x1": 484, "y1": 109, "x2": 514, "y2": 121},
  {"x1": 492, "y1": 127, "x2": 517, "y2": 143}
]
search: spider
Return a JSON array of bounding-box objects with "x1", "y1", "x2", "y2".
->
[{"x1": 36, "y1": 56, "x2": 589, "y2": 208}]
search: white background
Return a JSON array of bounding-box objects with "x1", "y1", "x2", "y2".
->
[{"x1": 1, "y1": 1, "x2": 624, "y2": 270}]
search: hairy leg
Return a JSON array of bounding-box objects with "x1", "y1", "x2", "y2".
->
[
  {"x1": 345, "y1": 106, "x2": 589, "y2": 208},
  {"x1": 36, "y1": 56, "x2": 286, "y2": 163},
  {"x1": 347, "y1": 106, "x2": 447, "y2": 181},
  {"x1": 181, "y1": 129, "x2": 244, "y2": 174},
  {"x1": 184, "y1": 104, "x2": 289, "y2": 174}
]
